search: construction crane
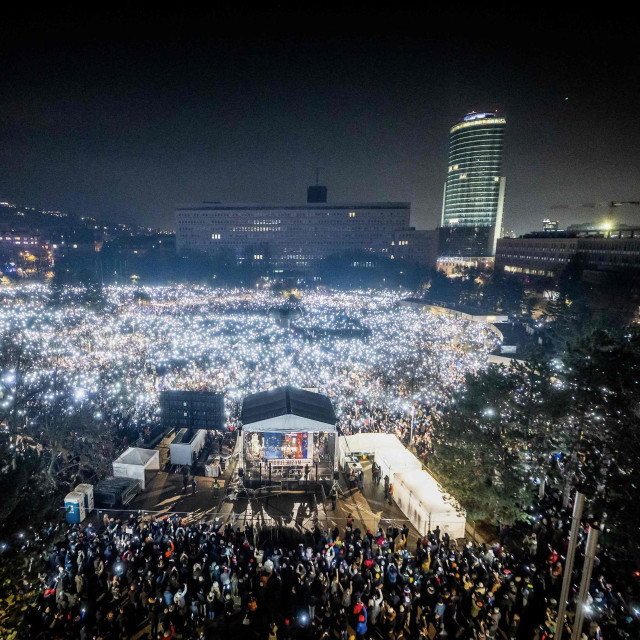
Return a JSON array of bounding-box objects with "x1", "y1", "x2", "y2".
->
[
  {"x1": 550, "y1": 201, "x2": 640, "y2": 211},
  {"x1": 548, "y1": 201, "x2": 640, "y2": 231}
]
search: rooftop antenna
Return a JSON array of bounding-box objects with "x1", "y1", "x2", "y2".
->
[{"x1": 307, "y1": 169, "x2": 327, "y2": 203}]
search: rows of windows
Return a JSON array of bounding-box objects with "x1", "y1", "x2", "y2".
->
[
  {"x1": 444, "y1": 210, "x2": 498, "y2": 218},
  {"x1": 177, "y1": 210, "x2": 406, "y2": 219},
  {"x1": 445, "y1": 118, "x2": 504, "y2": 234},
  {"x1": 450, "y1": 147, "x2": 503, "y2": 156},
  {"x1": 230, "y1": 227, "x2": 282, "y2": 232},
  {"x1": 503, "y1": 265, "x2": 555, "y2": 277},
  {"x1": 497, "y1": 253, "x2": 571, "y2": 262},
  {"x1": 446, "y1": 190, "x2": 500, "y2": 198}
]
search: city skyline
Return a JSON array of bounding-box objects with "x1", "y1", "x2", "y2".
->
[
  {"x1": 2, "y1": 9, "x2": 640, "y2": 636},
  {"x1": 0, "y1": 8, "x2": 638, "y2": 235}
]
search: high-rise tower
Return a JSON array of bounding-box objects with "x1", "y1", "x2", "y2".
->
[{"x1": 439, "y1": 112, "x2": 506, "y2": 259}]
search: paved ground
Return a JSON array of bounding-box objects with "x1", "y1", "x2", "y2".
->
[
  {"x1": 327, "y1": 457, "x2": 423, "y2": 547},
  {"x1": 99, "y1": 431, "x2": 236, "y2": 523},
  {"x1": 126, "y1": 472, "x2": 227, "y2": 521},
  {"x1": 102, "y1": 454, "x2": 423, "y2": 546}
]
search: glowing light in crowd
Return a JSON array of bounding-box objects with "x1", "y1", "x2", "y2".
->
[{"x1": 0, "y1": 284, "x2": 498, "y2": 434}]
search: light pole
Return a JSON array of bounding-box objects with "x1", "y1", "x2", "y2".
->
[
  {"x1": 556, "y1": 491, "x2": 584, "y2": 639},
  {"x1": 570, "y1": 526, "x2": 599, "y2": 640},
  {"x1": 410, "y1": 405, "x2": 415, "y2": 445}
]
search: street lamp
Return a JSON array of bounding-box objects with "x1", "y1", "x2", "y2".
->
[
  {"x1": 410, "y1": 405, "x2": 415, "y2": 444},
  {"x1": 570, "y1": 526, "x2": 599, "y2": 640},
  {"x1": 556, "y1": 492, "x2": 584, "y2": 637}
]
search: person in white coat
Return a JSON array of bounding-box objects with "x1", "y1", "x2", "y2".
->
[
  {"x1": 368, "y1": 587, "x2": 384, "y2": 625},
  {"x1": 174, "y1": 583, "x2": 188, "y2": 609}
]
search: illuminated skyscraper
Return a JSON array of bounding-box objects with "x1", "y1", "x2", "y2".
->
[{"x1": 439, "y1": 112, "x2": 506, "y2": 259}]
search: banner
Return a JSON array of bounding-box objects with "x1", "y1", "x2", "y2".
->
[
  {"x1": 282, "y1": 432, "x2": 308, "y2": 459},
  {"x1": 264, "y1": 458, "x2": 312, "y2": 467},
  {"x1": 263, "y1": 432, "x2": 308, "y2": 459},
  {"x1": 264, "y1": 433, "x2": 283, "y2": 460}
]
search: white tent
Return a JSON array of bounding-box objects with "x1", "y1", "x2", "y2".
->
[
  {"x1": 394, "y1": 469, "x2": 466, "y2": 539},
  {"x1": 339, "y1": 433, "x2": 421, "y2": 482},
  {"x1": 339, "y1": 433, "x2": 466, "y2": 539},
  {"x1": 112, "y1": 447, "x2": 160, "y2": 490}
]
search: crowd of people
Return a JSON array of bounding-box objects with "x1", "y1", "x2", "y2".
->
[
  {"x1": 5, "y1": 286, "x2": 638, "y2": 639},
  {"x1": 14, "y1": 480, "x2": 637, "y2": 640},
  {"x1": 337, "y1": 399, "x2": 435, "y2": 466},
  {"x1": 1, "y1": 285, "x2": 496, "y2": 448}
]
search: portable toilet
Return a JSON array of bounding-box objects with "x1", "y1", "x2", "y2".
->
[
  {"x1": 64, "y1": 492, "x2": 86, "y2": 524},
  {"x1": 75, "y1": 484, "x2": 94, "y2": 513}
]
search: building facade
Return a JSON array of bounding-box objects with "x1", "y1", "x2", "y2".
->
[
  {"x1": 0, "y1": 228, "x2": 53, "y2": 276},
  {"x1": 390, "y1": 229, "x2": 439, "y2": 268},
  {"x1": 495, "y1": 236, "x2": 580, "y2": 278},
  {"x1": 495, "y1": 229, "x2": 640, "y2": 280},
  {"x1": 440, "y1": 112, "x2": 507, "y2": 259},
  {"x1": 174, "y1": 190, "x2": 438, "y2": 270}
]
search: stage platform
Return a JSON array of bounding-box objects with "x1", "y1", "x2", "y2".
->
[{"x1": 241, "y1": 460, "x2": 334, "y2": 492}]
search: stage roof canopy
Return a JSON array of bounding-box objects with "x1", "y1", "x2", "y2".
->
[{"x1": 241, "y1": 386, "x2": 337, "y2": 433}]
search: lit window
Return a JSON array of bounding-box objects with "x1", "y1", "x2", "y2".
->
[
  {"x1": 349, "y1": 211, "x2": 356, "y2": 218},
  {"x1": 212, "y1": 233, "x2": 221, "y2": 240}
]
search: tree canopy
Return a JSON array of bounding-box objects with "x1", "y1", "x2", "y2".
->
[{"x1": 431, "y1": 322, "x2": 640, "y2": 561}]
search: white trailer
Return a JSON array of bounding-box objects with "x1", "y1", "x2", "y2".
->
[{"x1": 170, "y1": 429, "x2": 206, "y2": 466}]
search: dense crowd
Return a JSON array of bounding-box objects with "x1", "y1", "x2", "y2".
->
[
  {"x1": 338, "y1": 400, "x2": 435, "y2": 466},
  {"x1": 6, "y1": 286, "x2": 637, "y2": 639},
  {"x1": 15, "y1": 480, "x2": 637, "y2": 640},
  {"x1": 0, "y1": 285, "x2": 496, "y2": 449}
]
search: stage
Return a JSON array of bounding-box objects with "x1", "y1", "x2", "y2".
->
[{"x1": 239, "y1": 386, "x2": 338, "y2": 492}]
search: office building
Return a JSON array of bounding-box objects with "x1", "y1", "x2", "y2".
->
[
  {"x1": 495, "y1": 227, "x2": 640, "y2": 280},
  {"x1": 495, "y1": 236, "x2": 580, "y2": 278},
  {"x1": 175, "y1": 187, "x2": 437, "y2": 270},
  {"x1": 439, "y1": 112, "x2": 507, "y2": 261}
]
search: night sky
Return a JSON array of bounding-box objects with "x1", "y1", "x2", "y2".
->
[{"x1": 1, "y1": 7, "x2": 638, "y2": 234}]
